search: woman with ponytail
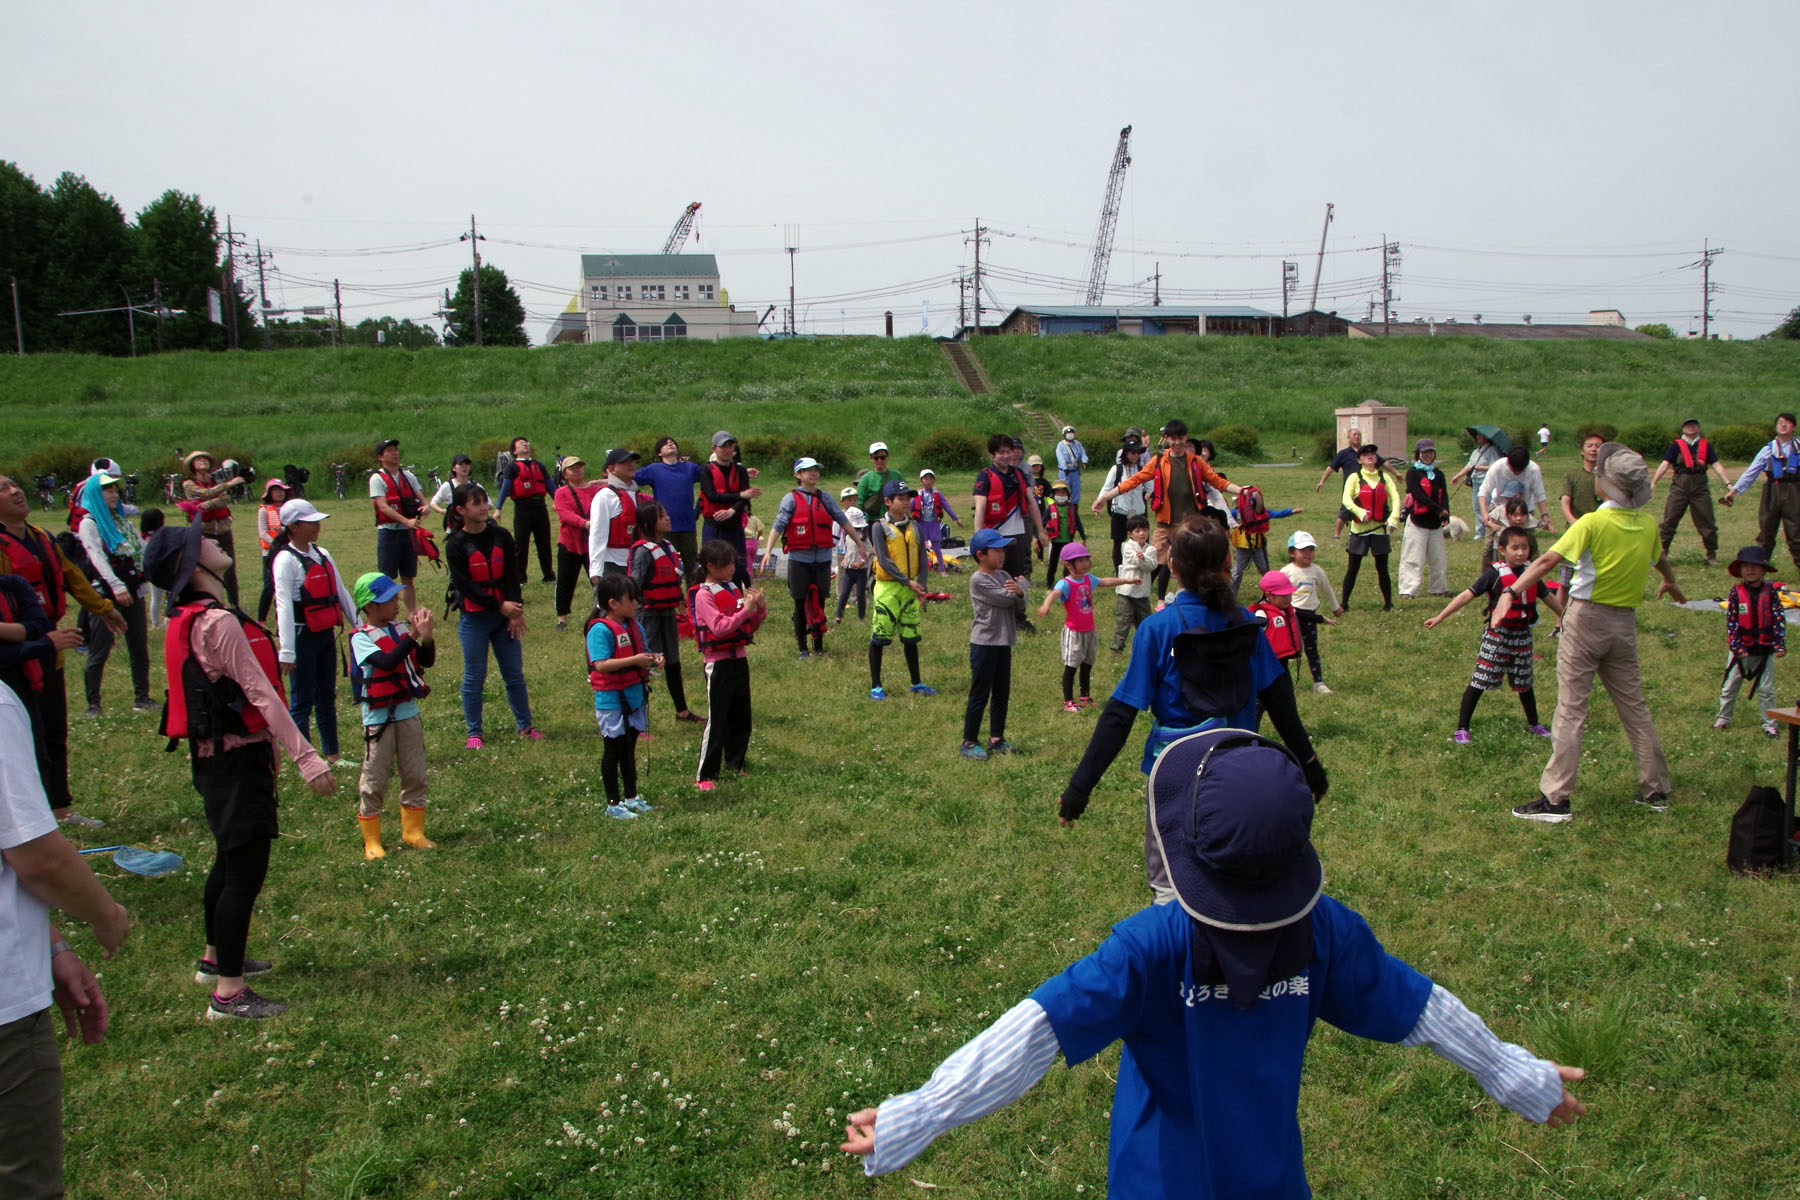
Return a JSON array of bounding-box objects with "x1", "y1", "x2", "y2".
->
[{"x1": 1055, "y1": 515, "x2": 1327, "y2": 898}]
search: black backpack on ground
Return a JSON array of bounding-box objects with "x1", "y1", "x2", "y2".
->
[{"x1": 1726, "y1": 785, "x2": 1792, "y2": 875}]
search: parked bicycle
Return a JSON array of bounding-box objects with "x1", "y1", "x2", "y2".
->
[
  {"x1": 33, "y1": 474, "x2": 57, "y2": 510},
  {"x1": 332, "y1": 463, "x2": 349, "y2": 500}
]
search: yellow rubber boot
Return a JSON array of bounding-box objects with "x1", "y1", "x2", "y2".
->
[
  {"x1": 400, "y1": 805, "x2": 435, "y2": 850},
  {"x1": 358, "y1": 814, "x2": 387, "y2": 860}
]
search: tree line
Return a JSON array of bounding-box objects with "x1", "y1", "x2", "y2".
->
[{"x1": 0, "y1": 162, "x2": 529, "y2": 355}]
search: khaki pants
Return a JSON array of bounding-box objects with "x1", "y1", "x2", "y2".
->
[
  {"x1": 1538, "y1": 599, "x2": 1670, "y2": 805},
  {"x1": 0, "y1": 1008, "x2": 62, "y2": 1200},
  {"x1": 1658, "y1": 474, "x2": 1718, "y2": 555},
  {"x1": 1398, "y1": 521, "x2": 1447, "y2": 597},
  {"x1": 358, "y1": 712, "x2": 428, "y2": 817}
]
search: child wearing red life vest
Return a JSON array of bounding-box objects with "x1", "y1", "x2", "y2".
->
[
  {"x1": 1035, "y1": 542, "x2": 1126, "y2": 712},
  {"x1": 1043, "y1": 481, "x2": 1087, "y2": 589},
  {"x1": 691, "y1": 539, "x2": 767, "y2": 790},
  {"x1": 349, "y1": 571, "x2": 436, "y2": 860},
  {"x1": 1228, "y1": 485, "x2": 1302, "y2": 598},
  {"x1": 1714, "y1": 545, "x2": 1785, "y2": 737},
  {"x1": 911, "y1": 470, "x2": 963, "y2": 575},
  {"x1": 1251, "y1": 570, "x2": 1303, "y2": 677},
  {"x1": 588, "y1": 573, "x2": 663, "y2": 819},
  {"x1": 1424, "y1": 527, "x2": 1565, "y2": 744},
  {"x1": 628, "y1": 500, "x2": 700, "y2": 725},
  {"x1": 270, "y1": 499, "x2": 358, "y2": 768}
]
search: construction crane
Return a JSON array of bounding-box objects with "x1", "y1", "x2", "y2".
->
[
  {"x1": 661, "y1": 202, "x2": 701, "y2": 254},
  {"x1": 1082, "y1": 126, "x2": 1132, "y2": 305}
]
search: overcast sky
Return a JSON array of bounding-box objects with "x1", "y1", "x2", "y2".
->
[{"x1": 10, "y1": 1, "x2": 1797, "y2": 341}]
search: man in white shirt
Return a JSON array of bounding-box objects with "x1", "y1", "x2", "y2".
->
[
  {"x1": 1478, "y1": 445, "x2": 1552, "y2": 534},
  {"x1": 588, "y1": 449, "x2": 642, "y2": 583},
  {"x1": 0, "y1": 683, "x2": 128, "y2": 1197}
]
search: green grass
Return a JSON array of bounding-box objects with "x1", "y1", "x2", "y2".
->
[{"x1": 11, "y1": 339, "x2": 1800, "y2": 1196}]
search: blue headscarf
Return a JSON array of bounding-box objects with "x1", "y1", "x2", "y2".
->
[
  {"x1": 78, "y1": 474, "x2": 140, "y2": 559},
  {"x1": 1413, "y1": 459, "x2": 1438, "y2": 480}
]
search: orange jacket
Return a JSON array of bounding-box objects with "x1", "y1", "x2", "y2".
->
[{"x1": 1110, "y1": 451, "x2": 1232, "y2": 524}]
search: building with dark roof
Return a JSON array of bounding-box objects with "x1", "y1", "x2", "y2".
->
[
  {"x1": 995, "y1": 304, "x2": 1280, "y2": 337},
  {"x1": 546, "y1": 253, "x2": 763, "y2": 344},
  {"x1": 1348, "y1": 319, "x2": 1653, "y2": 340}
]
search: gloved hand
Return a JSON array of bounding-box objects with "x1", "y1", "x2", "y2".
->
[{"x1": 1301, "y1": 754, "x2": 1328, "y2": 799}]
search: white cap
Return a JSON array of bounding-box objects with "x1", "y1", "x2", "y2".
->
[
  {"x1": 845, "y1": 507, "x2": 868, "y2": 528},
  {"x1": 1062, "y1": 425, "x2": 1075, "y2": 435},
  {"x1": 279, "y1": 499, "x2": 330, "y2": 525},
  {"x1": 1286, "y1": 530, "x2": 1316, "y2": 550},
  {"x1": 868, "y1": 441, "x2": 889, "y2": 455},
  {"x1": 918, "y1": 468, "x2": 935, "y2": 479},
  {"x1": 840, "y1": 486, "x2": 857, "y2": 499},
  {"x1": 792, "y1": 456, "x2": 821, "y2": 473},
  {"x1": 92, "y1": 457, "x2": 123, "y2": 477}
]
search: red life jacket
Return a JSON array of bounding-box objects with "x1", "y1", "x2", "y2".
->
[
  {"x1": 67, "y1": 495, "x2": 88, "y2": 532},
  {"x1": 1406, "y1": 471, "x2": 1448, "y2": 519},
  {"x1": 1044, "y1": 503, "x2": 1062, "y2": 540},
  {"x1": 161, "y1": 600, "x2": 282, "y2": 744},
  {"x1": 1252, "y1": 601, "x2": 1301, "y2": 661},
  {"x1": 512, "y1": 459, "x2": 549, "y2": 500},
  {"x1": 707, "y1": 461, "x2": 750, "y2": 516},
  {"x1": 630, "y1": 539, "x2": 683, "y2": 609},
  {"x1": 1733, "y1": 581, "x2": 1781, "y2": 651},
  {"x1": 977, "y1": 465, "x2": 1026, "y2": 525},
  {"x1": 374, "y1": 469, "x2": 422, "y2": 521},
  {"x1": 1674, "y1": 438, "x2": 1710, "y2": 473},
  {"x1": 782, "y1": 490, "x2": 835, "y2": 552},
  {"x1": 603, "y1": 483, "x2": 639, "y2": 548},
  {"x1": 0, "y1": 585, "x2": 44, "y2": 692},
  {"x1": 354, "y1": 622, "x2": 429, "y2": 710},
  {"x1": 283, "y1": 546, "x2": 345, "y2": 634},
  {"x1": 1147, "y1": 453, "x2": 1212, "y2": 519},
  {"x1": 587, "y1": 614, "x2": 650, "y2": 691},
  {"x1": 461, "y1": 542, "x2": 507, "y2": 613},
  {"x1": 0, "y1": 525, "x2": 68, "y2": 621},
  {"x1": 695, "y1": 581, "x2": 753, "y2": 654},
  {"x1": 1488, "y1": 561, "x2": 1542, "y2": 628},
  {"x1": 1353, "y1": 472, "x2": 1390, "y2": 523},
  {"x1": 1236, "y1": 487, "x2": 1271, "y2": 537}
]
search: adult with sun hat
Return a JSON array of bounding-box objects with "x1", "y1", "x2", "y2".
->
[
  {"x1": 179, "y1": 449, "x2": 245, "y2": 606},
  {"x1": 842, "y1": 727, "x2": 1586, "y2": 1196}
]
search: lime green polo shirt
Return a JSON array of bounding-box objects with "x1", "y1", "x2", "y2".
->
[{"x1": 1550, "y1": 501, "x2": 1662, "y2": 608}]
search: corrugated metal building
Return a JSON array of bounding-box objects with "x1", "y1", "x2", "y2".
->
[{"x1": 996, "y1": 305, "x2": 1279, "y2": 337}]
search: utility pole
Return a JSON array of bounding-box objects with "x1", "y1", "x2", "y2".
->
[
  {"x1": 1281, "y1": 261, "x2": 1298, "y2": 320},
  {"x1": 334, "y1": 279, "x2": 343, "y2": 349},
  {"x1": 1381, "y1": 237, "x2": 1401, "y2": 336},
  {"x1": 1699, "y1": 239, "x2": 1723, "y2": 339},
  {"x1": 969, "y1": 219, "x2": 989, "y2": 335},
  {"x1": 223, "y1": 216, "x2": 243, "y2": 349},
  {"x1": 1307, "y1": 203, "x2": 1334, "y2": 314},
  {"x1": 1152, "y1": 263, "x2": 1161, "y2": 307},
  {"x1": 254, "y1": 240, "x2": 272, "y2": 349},
  {"x1": 956, "y1": 276, "x2": 967, "y2": 335},
  {"x1": 120, "y1": 285, "x2": 136, "y2": 358},
  {"x1": 9, "y1": 277, "x2": 22, "y2": 354},
  {"x1": 460, "y1": 215, "x2": 485, "y2": 346},
  {"x1": 153, "y1": 278, "x2": 164, "y2": 353},
  {"x1": 786, "y1": 244, "x2": 797, "y2": 336}
]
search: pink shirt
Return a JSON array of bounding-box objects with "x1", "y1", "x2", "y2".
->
[
  {"x1": 555, "y1": 481, "x2": 601, "y2": 554},
  {"x1": 191, "y1": 607, "x2": 330, "y2": 784},
  {"x1": 693, "y1": 581, "x2": 766, "y2": 663},
  {"x1": 1053, "y1": 573, "x2": 1097, "y2": 633}
]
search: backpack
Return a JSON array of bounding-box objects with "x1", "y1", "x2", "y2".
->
[
  {"x1": 53, "y1": 530, "x2": 100, "y2": 587},
  {"x1": 1726, "y1": 785, "x2": 1792, "y2": 875}
]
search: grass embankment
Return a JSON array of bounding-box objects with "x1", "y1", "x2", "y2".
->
[{"x1": 4, "y1": 337, "x2": 1799, "y2": 1197}]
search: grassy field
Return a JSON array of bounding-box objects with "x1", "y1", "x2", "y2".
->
[{"x1": 7, "y1": 338, "x2": 1800, "y2": 1197}]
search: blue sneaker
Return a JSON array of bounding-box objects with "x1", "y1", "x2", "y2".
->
[
  {"x1": 623, "y1": 796, "x2": 654, "y2": 814},
  {"x1": 605, "y1": 804, "x2": 639, "y2": 820},
  {"x1": 959, "y1": 742, "x2": 988, "y2": 760},
  {"x1": 870, "y1": 686, "x2": 887, "y2": 701},
  {"x1": 987, "y1": 739, "x2": 1016, "y2": 755},
  {"x1": 909, "y1": 683, "x2": 937, "y2": 696}
]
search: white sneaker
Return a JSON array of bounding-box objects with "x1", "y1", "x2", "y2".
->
[{"x1": 1313, "y1": 682, "x2": 1333, "y2": 695}]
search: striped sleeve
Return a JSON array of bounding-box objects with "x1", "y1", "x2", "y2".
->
[
  {"x1": 1400, "y1": 984, "x2": 1565, "y2": 1122},
  {"x1": 864, "y1": 998, "x2": 1062, "y2": 1176}
]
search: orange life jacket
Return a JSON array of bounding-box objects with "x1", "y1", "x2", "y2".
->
[
  {"x1": 161, "y1": 600, "x2": 282, "y2": 744},
  {"x1": 461, "y1": 542, "x2": 507, "y2": 613},
  {"x1": 0, "y1": 525, "x2": 68, "y2": 621},
  {"x1": 282, "y1": 546, "x2": 345, "y2": 634},
  {"x1": 782, "y1": 489, "x2": 835, "y2": 552},
  {"x1": 258, "y1": 504, "x2": 283, "y2": 552},
  {"x1": 630, "y1": 539, "x2": 683, "y2": 609},
  {"x1": 512, "y1": 459, "x2": 549, "y2": 500},
  {"x1": 587, "y1": 614, "x2": 650, "y2": 692},
  {"x1": 1146, "y1": 453, "x2": 1214, "y2": 520},
  {"x1": 1732, "y1": 581, "x2": 1781, "y2": 651}
]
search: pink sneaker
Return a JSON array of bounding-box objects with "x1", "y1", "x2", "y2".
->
[
  {"x1": 464, "y1": 735, "x2": 484, "y2": 750},
  {"x1": 1062, "y1": 701, "x2": 1080, "y2": 713},
  {"x1": 637, "y1": 732, "x2": 656, "y2": 743},
  {"x1": 521, "y1": 727, "x2": 546, "y2": 741},
  {"x1": 695, "y1": 780, "x2": 717, "y2": 792}
]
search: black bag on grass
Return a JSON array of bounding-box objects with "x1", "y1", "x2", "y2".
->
[{"x1": 1726, "y1": 786, "x2": 1788, "y2": 875}]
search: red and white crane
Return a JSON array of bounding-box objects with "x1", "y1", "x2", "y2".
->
[
  {"x1": 661, "y1": 202, "x2": 701, "y2": 254},
  {"x1": 1082, "y1": 127, "x2": 1132, "y2": 305}
]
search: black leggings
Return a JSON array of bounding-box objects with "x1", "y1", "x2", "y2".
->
[
  {"x1": 601, "y1": 729, "x2": 640, "y2": 802},
  {"x1": 203, "y1": 837, "x2": 272, "y2": 978},
  {"x1": 870, "y1": 642, "x2": 921, "y2": 689},
  {"x1": 1458, "y1": 685, "x2": 1539, "y2": 731},
  {"x1": 1062, "y1": 663, "x2": 1093, "y2": 702},
  {"x1": 256, "y1": 553, "x2": 275, "y2": 623},
  {"x1": 1295, "y1": 609, "x2": 1324, "y2": 683},
  {"x1": 555, "y1": 545, "x2": 589, "y2": 618},
  {"x1": 787, "y1": 559, "x2": 831, "y2": 652},
  {"x1": 512, "y1": 498, "x2": 554, "y2": 581},
  {"x1": 963, "y1": 644, "x2": 1012, "y2": 743},
  {"x1": 836, "y1": 567, "x2": 869, "y2": 620},
  {"x1": 1341, "y1": 552, "x2": 1391, "y2": 607},
  {"x1": 1109, "y1": 512, "x2": 1129, "y2": 570}
]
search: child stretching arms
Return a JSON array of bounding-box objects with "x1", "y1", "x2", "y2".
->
[
  {"x1": 588, "y1": 574, "x2": 661, "y2": 818},
  {"x1": 1425, "y1": 526, "x2": 1563, "y2": 744},
  {"x1": 691, "y1": 540, "x2": 767, "y2": 790},
  {"x1": 1281, "y1": 531, "x2": 1341, "y2": 695},
  {"x1": 1036, "y1": 542, "x2": 1125, "y2": 711}
]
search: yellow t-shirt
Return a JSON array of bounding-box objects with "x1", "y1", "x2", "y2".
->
[{"x1": 1549, "y1": 502, "x2": 1661, "y2": 608}]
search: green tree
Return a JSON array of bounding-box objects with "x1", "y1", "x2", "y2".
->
[
  {"x1": 265, "y1": 317, "x2": 337, "y2": 349},
  {"x1": 346, "y1": 316, "x2": 440, "y2": 349},
  {"x1": 1634, "y1": 322, "x2": 1674, "y2": 340},
  {"x1": 1773, "y1": 306, "x2": 1800, "y2": 340},
  {"x1": 135, "y1": 190, "x2": 230, "y2": 351},
  {"x1": 444, "y1": 264, "x2": 528, "y2": 347},
  {"x1": 0, "y1": 162, "x2": 52, "y2": 353},
  {"x1": 44, "y1": 172, "x2": 139, "y2": 355}
]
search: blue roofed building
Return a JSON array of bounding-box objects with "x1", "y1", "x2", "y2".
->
[{"x1": 995, "y1": 304, "x2": 1280, "y2": 337}]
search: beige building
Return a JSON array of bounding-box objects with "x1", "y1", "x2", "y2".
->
[{"x1": 559, "y1": 254, "x2": 762, "y2": 344}]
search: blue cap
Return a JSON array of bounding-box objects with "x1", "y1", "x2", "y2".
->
[
  {"x1": 969, "y1": 528, "x2": 1011, "y2": 553},
  {"x1": 881, "y1": 479, "x2": 916, "y2": 501}
]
